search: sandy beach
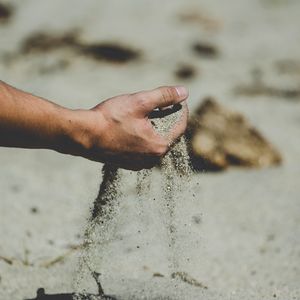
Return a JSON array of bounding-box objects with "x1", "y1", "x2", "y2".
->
[{"x1": 0, "y1": 0, "x2": 299, "y2": 299}]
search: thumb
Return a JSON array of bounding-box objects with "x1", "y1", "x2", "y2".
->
[{"x1": 135, "y1": 86, "x2": 189, "y2": 115}]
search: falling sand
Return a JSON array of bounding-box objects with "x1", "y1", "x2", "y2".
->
[{"x1": 73, "y1": 104, "x2": 200, "y2": 299}]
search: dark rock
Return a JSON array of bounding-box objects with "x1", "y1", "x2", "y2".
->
[
  {"x1": 175, "y1": 64, "x2": 196, "y2": 80},
  {"x1": 187, "y1": 98, "x2": 282, "y2": 171},
  {"x1": 30, "y1": 207, "x2": 39, "y2": 214},
  {"x1": 21, "y1": 32, "x2": 79, "y2": 54},
  {"x1": 79, "y1": 43, "x2": 140, "y2": 63},
  {"x1": 21, "y1": 31, "x2": 140, "y2": 64},
  {"x1": 0, "y1": 2, "x2": 13, "y2": 23},
  {"x1": 192, "y1": 42, "x2": 218, "y2": 58}
]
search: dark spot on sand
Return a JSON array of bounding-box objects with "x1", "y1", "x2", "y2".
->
[
  {"x1": 125, "y1": 247, "x2": 133, "y2": 253},
  {"x1": 79, "y1": 43, "x2": 140, "y2": 63},
  {"x1": 153, "y1": 272, "x2": 164, "y2": 277},
  {"x1": 192, "y1": 42, "x2": 219, "y2": 58},
  {"x1": 259, "y1": 246, "x2": 267, "y2": 254},
  {"x1": 48, "y1": 240, "x2": 54, "y2": 246},
  {"x1": 143, "y1": 265, "x2": 150, "y2": 271},
  {"x1": 0, "y1": 2, "x2": 13, "y2": 23},
  {"x1": 21, "y1": 31, "x2": 78, "y2": 54},
  {"x1": 21, "y1": 31, "x2": 140, "y2": 64},
  {"x1": 30, "y1": 207, "x2": 39, "y2": 214},
  {"x1": 11, "y1": 184, "x2": 21, "y2": 193},
  {"x1": 175, "y1": 64, "x2": 196, "y2": 80},
  {"x1": 25, "y1": 288, "x2": 117, "y2": 300},
  {"x1": 192, "y1": 214, "x2": 202, "y2": 224}
]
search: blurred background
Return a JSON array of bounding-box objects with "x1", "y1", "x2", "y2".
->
[{"x1": 0, "y1": 0, "x2": 299, "y2": 299}]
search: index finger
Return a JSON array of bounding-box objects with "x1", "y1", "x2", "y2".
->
[{"x1": 135, "y1": 86, "x2": 189, "y2": 115}]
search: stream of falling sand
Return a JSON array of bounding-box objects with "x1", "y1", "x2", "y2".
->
[{"x1": 74, "y1": 106, "x2": 193, "y2": 299}]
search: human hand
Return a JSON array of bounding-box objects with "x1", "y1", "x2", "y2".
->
[{"x1": 68, "y1": 86, "x2": 189, "y2": 170}]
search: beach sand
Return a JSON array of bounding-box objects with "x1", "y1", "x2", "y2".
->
[{"x1": 0, "y1": 0, "x2": 299, "y2": 299}]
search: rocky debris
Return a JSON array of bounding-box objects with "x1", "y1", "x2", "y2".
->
[
  {"x1": 21, "y1": 31, "x2": 140, "y2": 63},
  {"x1": 177, "y1": 11, "x2": 222, "y2": 32},
  {"x1": 275, "y1": 59, "x2": 300, "y2": 75},
  {"x1": 0, "y1": 2, "x2": 13, "y2": 23},
  {"x1": 192, "y1": 42, "x2": 219, "y2": 58},
  {"x1": 187, "y1": 98, "x2": 282, "y2": 171},
  {"x1": 78, "y1": 43, "x2": 139, "y2": 63},
  {"x1": 174, "y1": 64, "x2": 197, "y2": 80},
  {"x1": 21, "y1": 31, "x2": 79, "y2": 54},
  {"x1": 234, "y1": 68, "x2": 300, "y2": 100}
]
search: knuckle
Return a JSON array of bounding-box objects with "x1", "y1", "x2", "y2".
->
[
  {"x1": 138, "y1": 96, "x2": 148, "y2": 107},
  {"x1": 160, "y1": 86, "x2": 177, "y2": 103},
  {"x1": 152, "y1": 142, "x2": 168, "y2": 157},
  {"x1": 133, "y1": 93, "x2": 148, "y2": 107}
]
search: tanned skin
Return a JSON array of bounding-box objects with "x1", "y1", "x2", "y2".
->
[{"x1": 0, "y1": 81, "x2": 188, "y2": 170}]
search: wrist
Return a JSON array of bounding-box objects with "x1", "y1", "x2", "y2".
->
[{"x1": 56, "y1": 108, "x2": 106, "y2": 158}]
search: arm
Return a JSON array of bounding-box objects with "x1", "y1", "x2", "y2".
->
[
  {"x1": 0, "y1": 81, "x2": 188, "y2": 170},
  {"x1": 0, "y1": 81, "x2": 77, "y2": 150}
]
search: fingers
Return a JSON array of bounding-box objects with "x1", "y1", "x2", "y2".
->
[
  {"x1": 165, "y1": 101, "x2": 189, "y2": 145},
  {"x1": 135, "y1": 86, "x2": 189, "y2": 115}
]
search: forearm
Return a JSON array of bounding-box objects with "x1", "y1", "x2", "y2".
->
[{"x1": 0, "y1": 81, "x2": 77, "y2": 152}]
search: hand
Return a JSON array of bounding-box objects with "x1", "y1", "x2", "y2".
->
[{"x1": 69, "y1": 86, "x2": 189, "y2": 170}]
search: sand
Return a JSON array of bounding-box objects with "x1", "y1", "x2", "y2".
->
[
  {"x1": 0, "y1": 0, "x2": 299, "y2": 299},
  {"x1": 74, "y1": 105, "x2": 193, "y2": 299}
]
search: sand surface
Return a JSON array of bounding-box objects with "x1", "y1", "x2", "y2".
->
[{"x1": 0, "y1": 0, "x2": 299, "y2": 299}]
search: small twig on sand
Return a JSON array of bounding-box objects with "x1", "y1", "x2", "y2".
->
[
  {"x1": 171, "y1": 271, "x2": 208, "y2": 289},
  {"x1": 39, "y1": 244, "x2": 83, "y2": 268},
  {"x1": 0, "y1": 255, "x2": 14, "y2": 265},
  {"x1": 91, "y1": 271, "x2": 105, "y2": 296}
]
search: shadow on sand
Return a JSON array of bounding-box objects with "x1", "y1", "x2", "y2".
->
[{"x1": 25, "y1": 288, "x2": 117, "y2": 300}]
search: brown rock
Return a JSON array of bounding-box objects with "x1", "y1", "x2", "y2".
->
[
  {"x1": 0, "y1": 2, "x2": 13, "y2": 23},
  {"x1": 187, "y1": 98, "x2": 282, "y2": 171}
]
